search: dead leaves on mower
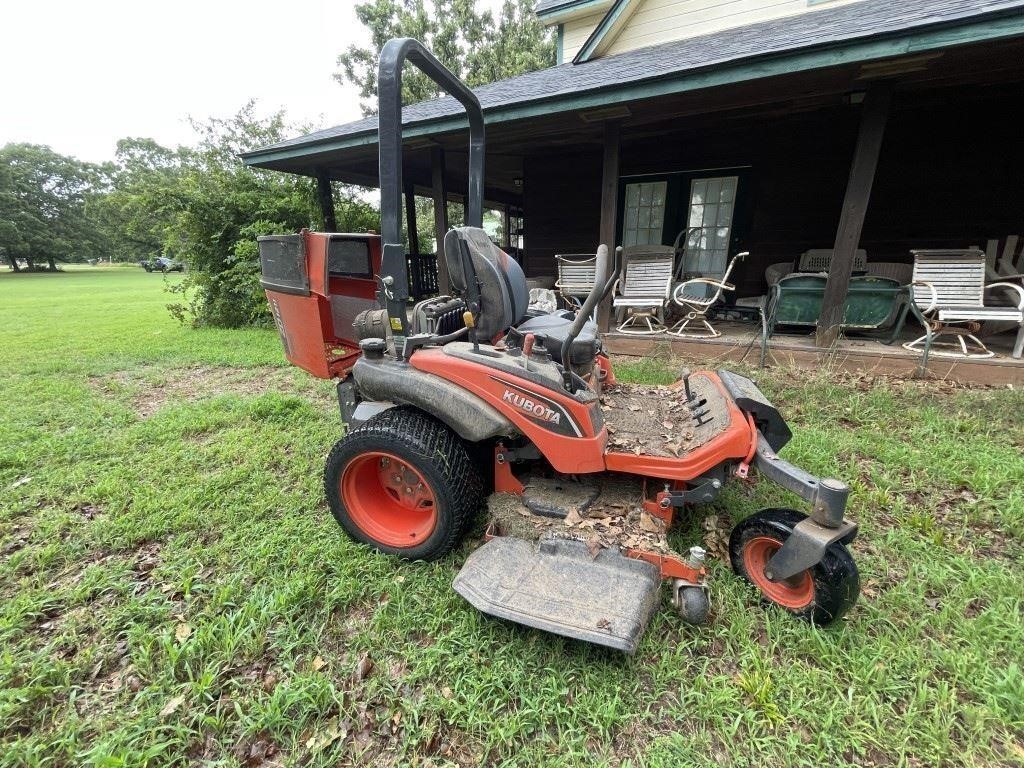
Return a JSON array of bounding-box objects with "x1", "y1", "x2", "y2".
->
[{"x1": 600, "y1": 383, "x2": 699, "y2": 458}]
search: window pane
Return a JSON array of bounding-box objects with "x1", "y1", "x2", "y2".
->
[
  {"x1": 626, "y1": 184, "x2": 640, "y2": 206},
  {"x1": 651, "y1": 204, "x2": 664, "y2": 227},
  {"x1": 717, "y1": 202, "x2": 733, "y2": 226},
  {"x1": 691, "y1": 180, "x2": 706, "y2": 205},
  {"x1": 638, "y1": 207, "x2": 650, "y2": 228},
  {"x1": 720, "y1": 179, "x2": 736, "y2": 203},
  {"x1": 706, "y1": 179, "x2": 721, "y2": 205},
  {"x1": 689, "y1": 205, "x2": 703, "y2": 227},
  {"x1": 639, "y1": 184, "x2": 653, "y2": 205},
  {"x1": 625, "y1": 207, "x2": 638, "y2": 228},
  {"x1": 652, "y1": 182, "x2": 666, "y2": 206},
  {"x1": 623, "y1": 230, "x2": 636, "y2": 246}
]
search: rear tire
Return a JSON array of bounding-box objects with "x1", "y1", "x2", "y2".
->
[
  {"x1": 324, "y1": 407, "x2": 484, "y2": 561},
  {"x1": 729, "y1": 508, "x2": 859, "y2": 625}
]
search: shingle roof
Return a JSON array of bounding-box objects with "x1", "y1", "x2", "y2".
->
[{"x1": 243, "y1": 0, "x2": 1024, "y2": 162}]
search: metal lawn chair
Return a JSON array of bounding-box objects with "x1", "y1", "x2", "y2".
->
[
  {"x1": 669, "y1": 251, "x2": 749, "y2": 338},
  {"x1": 899, "y1": 249, "x2": 1024, "y2": 365},
  {"x1": 612, "y1": 246, "x2": 676, "y2": 334},
  {"x1": 555, "y1": 254, "x2": 598, "y2": 310}
]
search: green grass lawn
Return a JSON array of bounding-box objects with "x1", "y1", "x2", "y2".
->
[{"x1": 1, "y1": 267, "x2": 1022, "y2": 767}]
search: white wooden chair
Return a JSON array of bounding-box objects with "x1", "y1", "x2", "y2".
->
[
  {"x1": 612, "y1": 246, "x2": 676, "y2": 334},
  {"x1": 555, "y1": 254, "x2": 598, "y2": 310},
  {"x1": 669, "y1": 252, "x2": 749, "y2": 338},
  {"x1": 902, "y1": 249, "x2": 1024, "y2": 364}
]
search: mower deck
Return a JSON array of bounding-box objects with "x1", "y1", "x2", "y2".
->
[
  {"x1": 453, "y1": 536, "x2": 662, "y2": 653},
  {"x1": 486, "y1": 475, "x2": 674, "y2": 556}
]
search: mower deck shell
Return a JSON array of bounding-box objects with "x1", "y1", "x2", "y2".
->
[{"x1": 453, "y1": 536, "x2": 662, "y2": 654}]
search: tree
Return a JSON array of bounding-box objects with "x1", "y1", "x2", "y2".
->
[
  {"x1": 95, "y1": 138, "x2": 192, "y2": 264},
  {"x1": 0, "y1": 143, "x2": 105, "y2": 271},
  {"x1": 163, "y1": 104, "x2": 380, "y2": 327},
  {"x1": 337, "y1": 0, "x2": 555, "y2": 114}
]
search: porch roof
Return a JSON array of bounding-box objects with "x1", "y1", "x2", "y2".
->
[{"x1": 242, "y1": 0, "x2": 1024, "y2": 172}]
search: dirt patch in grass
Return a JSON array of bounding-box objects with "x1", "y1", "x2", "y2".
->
[{"x1": 91, "y1": 365, "x2": 333, "y2": 417}]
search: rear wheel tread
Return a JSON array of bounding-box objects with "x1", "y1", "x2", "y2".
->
[{"x1": 324, "y1": 406, "x2": 484, "y2": 560}]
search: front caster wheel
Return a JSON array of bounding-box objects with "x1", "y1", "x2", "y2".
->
[
  {"x1": 324, "y1": 406, "x2": 484, "y2": 561},
  {"x1": 729, "y1": 508, "x2": 859, "y2": 625},
  {"x1": 672, "y1": 583, "x2": 710, "y2": 625}
]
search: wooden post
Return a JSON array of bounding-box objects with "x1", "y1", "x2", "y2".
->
[
  {"x1": 816, "y1": 85, "x2": 892, "y2": 347},
  {"x1": 315, "y1": 170, "x2": 337, "y2": 232},
  {"x1": 431, "y1": 146, "x2": 451, "y2": 295},
  {"x1": 404, "y1": 182, "x2": 420, "y2": 256},
  {"x1": 597, "y1": 121, "x2": 621, "y2": 331}
]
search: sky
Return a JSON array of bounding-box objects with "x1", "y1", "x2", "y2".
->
[{"x1": 0, "y1": 0, "x2": 377, "y2": 163}]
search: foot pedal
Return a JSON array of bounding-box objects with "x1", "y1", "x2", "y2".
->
[{"x1": 453, "y1": 537, "x2": 661, "y2": 653}]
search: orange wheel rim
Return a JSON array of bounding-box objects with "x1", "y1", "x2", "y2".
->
[
  {"x1": 341, "y1": 451, "x2": 437, "y2": 547},
  {"x1": 742, "y1": 536, "x2": 814, "y2": 609}
]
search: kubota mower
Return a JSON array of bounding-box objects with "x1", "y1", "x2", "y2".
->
[{"x1": 257, "y1": 38, "x2": 859, "y2": 653}]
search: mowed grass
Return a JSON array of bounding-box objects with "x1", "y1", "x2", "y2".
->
[{"x1": 1, "y1": 267, "x2": 1023, "y2": 767}]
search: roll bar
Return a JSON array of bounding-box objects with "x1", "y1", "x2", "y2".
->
[{"x1": 377, "y1": 38, "x2": 485, "y2": 340}]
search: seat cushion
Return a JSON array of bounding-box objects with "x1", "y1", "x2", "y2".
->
[{"x1": 513, "y1": 314, "x2": 600, "y2": 365}]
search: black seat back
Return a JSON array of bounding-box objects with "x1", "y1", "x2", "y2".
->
[{"x1": 443, "y1": 227, "x2": 529, "y2": 339}]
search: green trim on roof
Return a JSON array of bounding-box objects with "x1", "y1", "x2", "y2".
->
[
  {"x1": 574, "y1": 0, "x2": 635, "y2": 63},
  {"x1": 536, "y1": 0, "x2": 609, "y2": 21},
  {"x1": 244, "y1": 13, "x2": 1024, "y2": 168}
]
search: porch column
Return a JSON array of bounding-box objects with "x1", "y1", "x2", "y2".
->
[
  {"x1": 431, "y1": 146, "x2": 451, "y2": 295},
  {"x1": 404, "y1": 182, "x2": 420, "y2": 256},
  {"x1": 597, "y1": 121, "x2": 621, "y2": 331},
  {"x1": 816, "y1": 84, "x2": 892, "y2": 347},
  {"x1": 315, "y1": 170, "x2": 337, "y2": 232},
  {"x1": 501, "y1": 206, "x2": 511, "y2": 250}
]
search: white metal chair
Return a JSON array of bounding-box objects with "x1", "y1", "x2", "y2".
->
[
  {"x1": 669, "y1": 252, "x2": 749, "y2": 338},
  {"x1": 555, "y1": 254, "x2": 598, "y2": 310},
  {"x1": 612, "y1": 246, "x2": 676, "y2": 334},
  {"x1": 902, "y1": 249, "x2": 1024, "y2": 364}
]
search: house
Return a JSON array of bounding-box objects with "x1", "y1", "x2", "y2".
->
[{"x1": 242, "y1": 0, "x2": 1024, "y2": 382}]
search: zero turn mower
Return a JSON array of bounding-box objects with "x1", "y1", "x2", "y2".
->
[{"x1": 257, "y1": 38, "x2": 859, "y2": 653}]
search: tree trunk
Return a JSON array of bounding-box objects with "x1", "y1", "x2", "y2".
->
[{"x1": 6, "y1": 253, "x2": 20, "y2": 272}]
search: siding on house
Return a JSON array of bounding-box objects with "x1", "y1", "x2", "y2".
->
[
  {"x1": 556, "y1": 0, "x2": 866, "y2": 62},
  {"x1": 606, "y1": 0, "x2": 864, "y2": 55},
  {"x1": 563, "y1": 10, "x2": 616, "y2": 60}
]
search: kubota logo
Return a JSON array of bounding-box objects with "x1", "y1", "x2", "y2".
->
[{"x1": 502, "y1": 388, "x2": 561, "y2": 425}]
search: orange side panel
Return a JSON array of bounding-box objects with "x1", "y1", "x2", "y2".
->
[
  {"x1": 266, "y1": 291, "x2": 332, "y2": 379},
  {"x1": 411, "y1": 349, "x2": 607, "y2": 474}
]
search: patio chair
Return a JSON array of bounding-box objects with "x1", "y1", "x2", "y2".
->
[
  {"x1": 612, "y1": 246, "x2": 676, "y2": 334},
  {"x1": 668, "y1": 251, "x2": 749, "y2": 338},
  {"x1": 555, "y1": 254, "x2": 598, "y2": 310},
  {"x1": 899, "y1": 249, "x2": 1024, "y2": 365}
]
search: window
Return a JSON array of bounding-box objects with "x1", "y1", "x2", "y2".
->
[
  {"x1": 622, "y1": 181, "x2": 667, "y2": 247},
  {"x1": 327, "y1": 238, "x2": 371, "y2": 278},
  {"x1": 681, "y1": 176, "x2": 738, "y2": 276}
]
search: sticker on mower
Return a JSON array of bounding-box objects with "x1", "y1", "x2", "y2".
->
[{"x1": 491, "y1": 377, "x2": 583, "y2": 438}]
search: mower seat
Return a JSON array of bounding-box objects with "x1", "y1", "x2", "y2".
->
[
  {"x1": 444, "y1": 227, "x2": 529, "y2": 340},
  {"x1": 512, "y1": 313, "x2": 601, "y2": 365}
]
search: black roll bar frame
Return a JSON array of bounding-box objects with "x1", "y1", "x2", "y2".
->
[{"x1": 377, "y1": 38, "x2": 485, "y2": 340}]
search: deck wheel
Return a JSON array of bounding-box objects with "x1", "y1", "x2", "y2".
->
[
  {"x1": 729, "y1": 508, "x2": 859, "y2": 625},
  {"x1": 324, "y1": 407, "x2": 484, "y2": 561}
]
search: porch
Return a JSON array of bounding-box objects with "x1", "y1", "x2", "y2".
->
[
  {"x1": 242, "y1": 0, "x2": 1024, "y2": 384},
  {"x1": 603, "y1": 322, "x2": 1024, "y2": 387}
]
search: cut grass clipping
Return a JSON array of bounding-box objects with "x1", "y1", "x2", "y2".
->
[{"x1": 1, "y1": 266, "x2": 1022, "y2": 767}]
